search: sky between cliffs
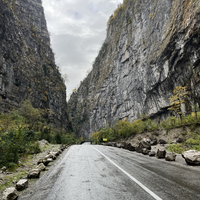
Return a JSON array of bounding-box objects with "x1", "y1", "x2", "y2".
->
[{"x1": 42, "y1": 0, "x2": 123, "y2": 100}]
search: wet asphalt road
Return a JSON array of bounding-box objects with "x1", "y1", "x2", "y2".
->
[{"x1": 20, "y1": 144, "x2": 200, "y2": 200}]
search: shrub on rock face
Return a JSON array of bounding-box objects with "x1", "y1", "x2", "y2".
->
[
  {"x1": 165, "y1": 152, "x2": 176, "y2": 161},
  {"x1": 182, "y1": 150, "x2": 200, "y2": 165}
]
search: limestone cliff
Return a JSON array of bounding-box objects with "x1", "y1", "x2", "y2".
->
[
  {"x1": 68, "y1": 0, "x2": 200, "y2": 138},
  {"x1": 0, "y1": 0, "x2": 71, "y2": 130}
]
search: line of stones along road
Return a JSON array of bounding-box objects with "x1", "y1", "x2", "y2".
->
[
  {"x1": 101, "y1": 141, "x2": 200, "y2": 166},
  {"x1": 2, "y1": 144, "x2": 69, "y2": 200}
]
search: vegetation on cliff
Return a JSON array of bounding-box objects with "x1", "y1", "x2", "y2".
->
[
  {"x1": 91, "y1": 86, "x2": 200, "y2": 153},
  {"x1": 0, "y1": 100, "x2": 79, "y2": 169}
]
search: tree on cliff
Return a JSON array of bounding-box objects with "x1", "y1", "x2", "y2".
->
[{"x1": 168, "y1": 86, "x2": 188, "y2": 122}]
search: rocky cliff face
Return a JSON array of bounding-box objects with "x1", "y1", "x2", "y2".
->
[
  {"x1": 68, "y1": 0, "x2": 200, "y2": 138},
  {"x1": 0, "y1": 0, "x2": 70, "y2": 130}
]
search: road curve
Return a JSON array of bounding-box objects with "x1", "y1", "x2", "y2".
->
[{"x1": 19, "y1": 144, "x2": 200, "y2": 200}]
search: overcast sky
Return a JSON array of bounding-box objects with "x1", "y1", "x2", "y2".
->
[{"x1": 42, "y1": 0, "x2": 123, "y2": 100}]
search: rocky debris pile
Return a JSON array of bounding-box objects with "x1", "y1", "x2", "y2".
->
[{"x1": 182, "y1": 150, "x2": 200, "y2": 165}]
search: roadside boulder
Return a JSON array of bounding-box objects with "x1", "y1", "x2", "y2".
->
[
  {"x1": 156, "y1": 148, "x2": 166, "y2": 158},
  {"x1": 142, "y1": 148, "x2": 150, "y2": 155},
  {"x1": 2, "y1": 166, "x2": 7, "y2": 173},
  {"x1": 16, "y1": 179, "x2": 28, "y2": 191},
  {"x1": 165, "y1": 152, "x2": 176, "y2": 161},
  {"x1": 45, "y1": 153, "x2": 56, "y2": 160},
  {"x1": 150, "y1": 139, "x2": 157, "y2": 146},
  {"x1": 123, "y1": 142, "x2": 129, "y2": 149},
  {"x1": 116, "y1": 143, "x2": 123, "y2": 148},
  {"x1": 27, "y1": 169, "x2": 40, "y2": 179},
  {"x1": 159, "y1": 139, "x2": 167, "y2": 144},
  {"x1": 149, "y1": 151, "x2": 156, "y2": 157},
  {"x1": 176, "y1": 138, "x2": 185, "y2": 143},
  {"x1": 43, "y1": 158, "x2": 53, "y2": 166},
  {"x1": 37, "y1": 159, "x2": 43, "y2": 165},
  {"x1": 126, "y1": 143, "x2": 135, "y2": 151},
  {"x1": 107, "y1": 142, "x2": 117, "y2": 147},
  {"x1": 182, "y1": 150, "x2": 200, "y2": 165},
  {"x1": 135, "y1": 141, "x2": 151, "y2": 153},
  {"x1": 3, "y1": 187, "x2": 18, "y2": 200},
  {"x1": 36, "y1": 163, "x2": 46, "y2": 172}
]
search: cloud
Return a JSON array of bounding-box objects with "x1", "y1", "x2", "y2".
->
[{"x1": 42, "y1": 0, "x2": 123, "y2": 100}]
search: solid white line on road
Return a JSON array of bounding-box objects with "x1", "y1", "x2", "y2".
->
[{"x1": 92, "y1": 146, "x2": 163, "y2": 200}]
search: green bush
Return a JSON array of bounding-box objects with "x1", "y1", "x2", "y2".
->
[{"x1": 166, "y1": 144, "x2": 185, "y2": 154}]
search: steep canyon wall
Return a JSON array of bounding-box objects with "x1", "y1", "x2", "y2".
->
[
  {"x1": 68, "y1": 0, "x2": 200, "y2": 138},
  {"x1": 0, "y1": 0, "x2": 70, "y2": 130}
]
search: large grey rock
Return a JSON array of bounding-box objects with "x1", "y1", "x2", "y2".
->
[
  {"x1": 182, "y1": 150, "x2": 200, "y2": 165},
  {"x1": 150, "y1": 139, "x2": 158, "y2": 146},
  {"x1": 159, "y1": 139, "x2": 167, "y2": 145},
  {"x1": 126, "y1": 143, "x2": 135, "y2": 151},
  {"x1": 142, "y1": 148, "x2": 151, "y2": 155},
  {"x1": 3, "y1": 187, "x2": 18, "y2": 200},
  {"x1": 36, "y1": 163, "x2": 46, "y2": 172},
  {"x1": 149, "y1": 151, "x2": 156, "y2": 157},
  {"x1": 27, "y1": 169, "x2": 40, "y2": 179},
  {"x1": 45, "y1": 153, "x2": 56, "y2": 160},
  {"x1": 136, "y1": 141, "x2": 151, "y2": 153},
  {"x1": 165, "y1": 152, "x2": 176, "y2": 161},
  {"x1": 16, "y1": 179, "x2": 28, "y2": 191},
  {"x1": 157, "y1": 148, "x2": 166, "y2": 159}
]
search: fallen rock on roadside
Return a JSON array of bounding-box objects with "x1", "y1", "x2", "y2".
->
[
  {"x1": 142, "y1": 148, "x2": 150, "y2": 155},
  {"x1": 157, "y1": 148, "x2": 166, "y2": 158},
  {"x1": 27, "y1": 169, "x2": 40, "y2": 179},
  {"x1": 135, "y1": 141, "x2": 151, "y2": 153},
  {"x1": 3, "y1": 187, "x2": 18, "y2": 200},
  {"x1": 165, "y1": 152, "x2": 176, "y2": 161},
  {"x1": 126, "y1": 143, "x2": 136, "y2": 151},
  {"x1": 16, "y1": 179, "x2": 28, "y2": 191},
  {"x1": 182, "y1": 150, "x2": 200, "y2": 165},
  {"x1": 149, "y1": 151, "x2": 156, "y2": 157},
  {"x1": 36, "y1": 163, "x2": 46, "y2": 172}
]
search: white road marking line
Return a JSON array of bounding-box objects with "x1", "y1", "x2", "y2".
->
[{"x1": 92, "y1": 146, "x2": 163, "y2": 200}]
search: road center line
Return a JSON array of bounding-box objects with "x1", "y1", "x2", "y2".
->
[{"x1": 92, "y1": 146, "x2": 163, "y2": 200}]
